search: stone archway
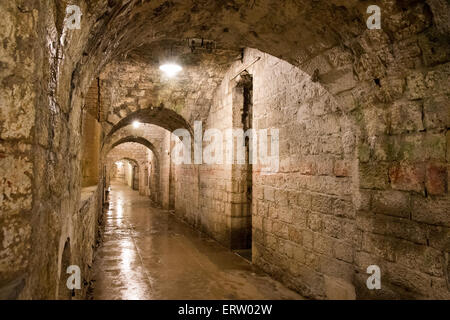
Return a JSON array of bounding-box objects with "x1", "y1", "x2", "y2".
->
[{"x1": 106, "y1": 138, "x2": 162, "y2": 204}]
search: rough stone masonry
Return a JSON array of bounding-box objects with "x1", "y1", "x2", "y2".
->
[{"x1": 0, "y1": 0, "x2": 449, "y2": 300}]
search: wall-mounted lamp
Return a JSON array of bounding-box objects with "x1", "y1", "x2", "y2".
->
[{"x1": 133, "y1": 121, "x2": 141, "y2": 129}]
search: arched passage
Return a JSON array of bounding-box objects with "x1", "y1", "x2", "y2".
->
[
  {"x1": 110, "y1": 157, "x2": 140, "y2": 190},
  {"x1": 121, "y1": 158, "x2": 140, "y2": 190},
  {"x1": 110, "y1": 137, "x2": 160, "y2": 163}
]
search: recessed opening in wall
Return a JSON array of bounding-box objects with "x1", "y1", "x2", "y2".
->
[
  {"x1": 81, "y1": 108, "x2": 101, "y2": 188},
  {"x1": 231, "y1": 71, "x2": 253, "y2": 261}
]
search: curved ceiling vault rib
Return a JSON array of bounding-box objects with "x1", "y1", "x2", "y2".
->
[
  {"x1": 117, "y1": 157, "x2": 139, "y2": 168},
  {"x1": 109, "y1": 136, "x2": 160, "y2": 164}
]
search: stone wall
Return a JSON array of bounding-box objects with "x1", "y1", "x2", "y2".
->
[
  {"x1": 99, "y1": 57, "x2": 233, "y2": 135},
  {"x1": 0, "y1": 1, "x2": 37, "y2": 299},
  {"x1": 167, "y1": 45, "x2": 450, "y2": 299},
  {"x1": 167, "y1": 49, "x2": 358, "y2": 298},
  {"x1": 102, "y1": 123, "x2": 169, "y2": 204},
  {"x1": 160, "y1": 132, "x2": 173, "y2": 210}
]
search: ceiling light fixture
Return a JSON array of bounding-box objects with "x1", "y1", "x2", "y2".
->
[
  {"x1": 159, "y1": 63, "x2": 182, "y2": 78},
  {"x1": 133, "y1": 121, "x2": 141, "y2": 128}
]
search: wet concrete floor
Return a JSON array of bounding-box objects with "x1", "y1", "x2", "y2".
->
[{"x1": 91, "y1": 182, "x2": 303, "y2": 300}]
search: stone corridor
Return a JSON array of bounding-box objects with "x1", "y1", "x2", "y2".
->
[
  {"x1": 91, "y1": 181, "x2": 302, "y2": 300},
  {"x1": 1, "y1": 1, "x2": 449, "y2": 300}
]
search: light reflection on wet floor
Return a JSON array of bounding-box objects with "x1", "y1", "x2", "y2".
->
[{"x1": 91, "y1": 182, "x2": 303, "y2": 300}]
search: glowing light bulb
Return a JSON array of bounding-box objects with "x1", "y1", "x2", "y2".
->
[
  {"x1": 133, "y1": 121, "x2": 141, "y2": 128},
  {"x1": 159, "y1": 63, "x2": 182, "y2": 77}
]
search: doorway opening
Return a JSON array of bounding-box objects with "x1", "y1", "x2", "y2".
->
[{"x1": 231, "y1": 72, "x2": 253, "y2": 261}]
